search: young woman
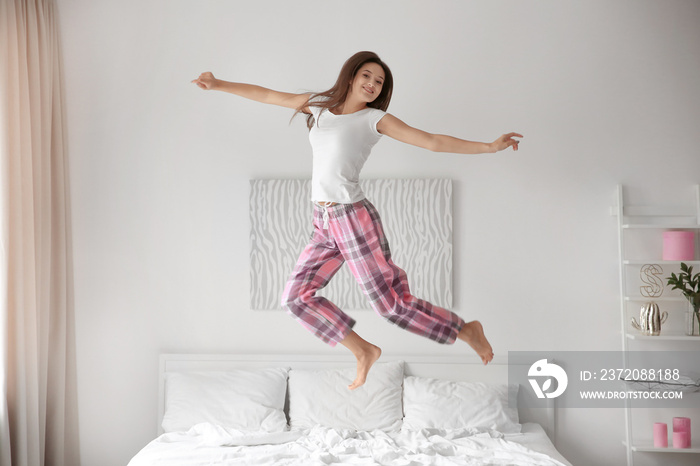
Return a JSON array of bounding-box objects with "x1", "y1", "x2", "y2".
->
[{"x1": 192, "y1": 51, "x2": 521, "y2": 390}]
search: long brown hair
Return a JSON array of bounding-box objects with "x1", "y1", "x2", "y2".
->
[{"x1": 296, "y1": 51, "x2": 394, "y2": 129}]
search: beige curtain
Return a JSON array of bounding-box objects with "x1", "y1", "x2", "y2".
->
[{"x1": 0, "y1": 0, "x2": 80, "y2": 465}]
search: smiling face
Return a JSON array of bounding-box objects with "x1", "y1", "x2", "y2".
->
[{"x1": 349, "y1": 62, "x2": 385, "y2": 104}]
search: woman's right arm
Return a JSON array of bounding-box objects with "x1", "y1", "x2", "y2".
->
[{"x1": 191, "y1": 72, "x2": 311, "y2": 112}]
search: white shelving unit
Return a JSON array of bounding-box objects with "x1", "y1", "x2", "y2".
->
[
  {"x1": 615, "y1": 184, "x2": 700, "y2": 466},
  {"x1": 625, "y1": 443, "x2": 700, "y2": 454}
]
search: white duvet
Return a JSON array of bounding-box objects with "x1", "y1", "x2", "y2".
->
[{"x1": 128, "y1": 423, "x2": 571, "y2": 466}]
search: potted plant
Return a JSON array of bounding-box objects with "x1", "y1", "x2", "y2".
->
[{"x1": 666, "y1": 262, "x2": 700, "y2": 336}]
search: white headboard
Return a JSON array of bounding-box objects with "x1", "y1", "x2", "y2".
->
[{"x1": 158, "y1": 354, "x2": 556, "y2": 442}]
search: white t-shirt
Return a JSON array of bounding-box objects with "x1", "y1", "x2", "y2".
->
[{"x1": 308, "y1": 100, "x2": 386, "y2": 204}]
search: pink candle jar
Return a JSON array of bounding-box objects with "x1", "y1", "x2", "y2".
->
[
  {"x1": 663, "y1": 231, "x2": 695, "y2": 261},
  {"x1": 653, "y1": 422, "x2": 668, "y2": 448},
  {"x1": 672, "y1": 417, "x2": 691, "y2": 448},
  {"x1": 673, "y1": 432, "x2": 690, "y2": 448}
]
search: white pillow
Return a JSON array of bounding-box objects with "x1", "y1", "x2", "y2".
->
[
  {"x1": 402, "y1": 376, "x2": 521, "y2": 433},
  {"x1": 288, "y1": 361, "x2": 404, "y2": 432},
  {"x1": 162, "y1": 368, "x2": 289, "y2": 433}
]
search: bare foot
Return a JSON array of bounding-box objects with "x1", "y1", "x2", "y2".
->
[
  {"x1": 457, "y1": 321, "x2": 494, "y2": 365},
  {"x1": 348, "y1": 344, "x2": 382, "y2": 390},
  {"x1": 339, "y1": 331, "x2": 382, "y2": 390}
]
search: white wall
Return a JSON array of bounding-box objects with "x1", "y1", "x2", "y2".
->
[{"x1": 57, "y1": 1, "x2": 700, "y2": 465}]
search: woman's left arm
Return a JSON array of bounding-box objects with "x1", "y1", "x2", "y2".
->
[{"x1": 376, "y1": 113, "x2": 522, "y2": 154}]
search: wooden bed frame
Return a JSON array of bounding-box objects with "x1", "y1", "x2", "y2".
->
[{"x1": 157, "y1": 353, "x2": 557, "y2": 443}]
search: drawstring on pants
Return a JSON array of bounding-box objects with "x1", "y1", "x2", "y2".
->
[
  {"x1": 316, "y1": 202, "x2": 337, "y2": 230},
  {"x1": 322, "y1": 208, "x2": 330, "y2": 229}
]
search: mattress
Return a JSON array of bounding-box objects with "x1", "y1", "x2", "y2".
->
[{"x1": 128, "y1": 422, "x2": 572, "y2": 466}]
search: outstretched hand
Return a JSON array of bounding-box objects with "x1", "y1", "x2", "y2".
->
[
  {"x1": 492, "y1": 133, "x2": 523, "y2": 152},
  {"x1": 191, "y1": 72, "x2": 217, "y2": 90}
]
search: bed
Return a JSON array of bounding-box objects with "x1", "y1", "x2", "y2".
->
[{"x1": 127, "y1": 354, "x2": 573, "y2": 466}]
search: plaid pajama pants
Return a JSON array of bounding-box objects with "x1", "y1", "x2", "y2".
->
[{"x1": 281, "y1": 198, "x2": 465, "y2": 346}]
